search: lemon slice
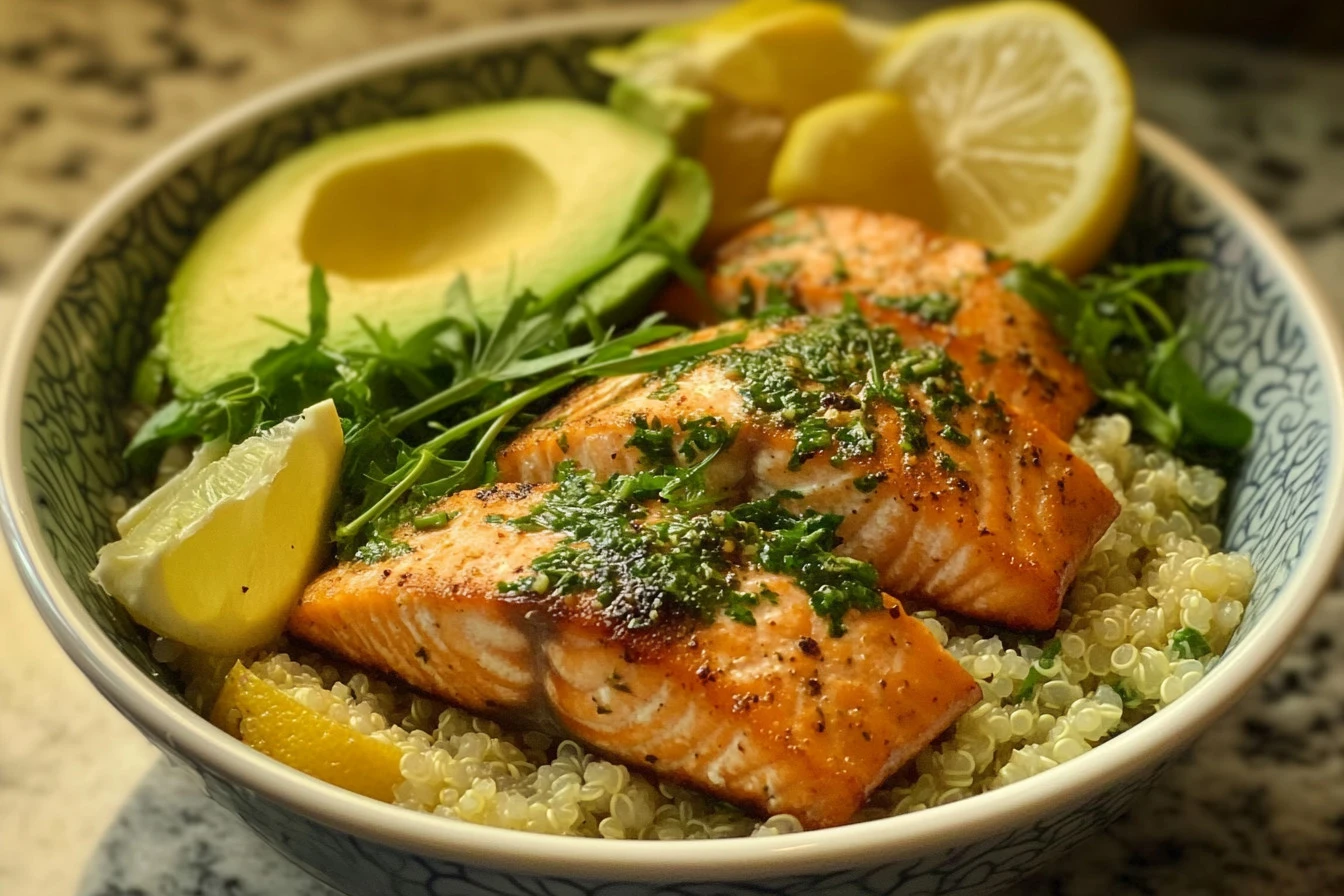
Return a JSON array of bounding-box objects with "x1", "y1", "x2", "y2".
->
[
  {"x1": 871, "y1": 0, "x2": 1137, "y2": 273},
  {"x1": 590, "y1": 1, "x2": 880, "y2": 243},
  {"x1": 770, "y1": 90, "x2": 945, "y2": 226},
  {"x1": 93, "y1": 400, "x2": 344, "y2": 653},
  {"x1": 211, "y1": 661, "x2": 403, "y2": 802},
  {"x1": 700, "y1": 2, "x2": 869, "y2": 119}
]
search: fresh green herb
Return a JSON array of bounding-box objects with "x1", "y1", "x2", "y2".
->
[
  {"x1": 1171, "y1": 627, "x2": 1213, "y2": 659},
  {"x1": 353, "y1": 535, "x2": 411, "y2": 565},
  {"x1": 676, "y1": 415, "x2": 735, "y2": 463},
  {"x1": 626, "y1": 415, "x2": 677, "y2": 465},
  {"x1": 830, "y1": 252, "x2": 850, "y2": 284},
  {"x1": 939, "y1": 424, "x2": 970, "y2": 447},
  {"x1": 1113, "y1": 680, "x2": 1143, "y2": 708},
  {"x1": 935, "y1": 451, "x2": 959, "y2": 472},
  {"x1": 873, "y1": 291, "x2": 961, "y2": 324},
  {"x1": 412, "y1": 510, "x2": 458, "y2": 531},
  {"x1": 757, "y1": 260, "x2": 800, "y2": 281},
  {"x1": 1002, "y1": 261, "x2": 1253, "y2": 463},
  {"x1": 1014, "y1": 638, "x2": 1063, "y2": 701},
  {"x1": 747, "y1": 231, "x2": 804, "y2": 251},
  {"x1": 501, "y1": 464, "x2": 881, "y2": 635},
  {"x1": 682, "y1": 314, "x2": 971, "y2": 467},
  {"x1": 853, "y1": 472, "x2": 887, "y2": 492},
  {"x1": 483, "y1": 513, "x2": 507, "y2": 525}
]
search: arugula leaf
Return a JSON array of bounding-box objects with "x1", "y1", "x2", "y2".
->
[{"x1": 1002, "y1": 260, "x2": 1252, "y2": 463}]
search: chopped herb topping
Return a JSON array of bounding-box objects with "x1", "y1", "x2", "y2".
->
[
  {"x1": 853, "y1": 472, "x2": 887, "y2": 492},
  {"x1": 935, "y1": 451, "x2": 959, "y2": 472},
  {"x1": 676, "y1": 415, "x2": 735, "y2": 463},
  {"x1": 830, "y1": 252, "x2": 850, "y2": 284},
  {"x1": 412, "y1": 510, "x2": 459, "y2": 531},
  {"x1": 499, "y1": 463, "x2": 882, "y2": 636},
  {"x1": 748, "y1": 231, "x2": 804, "y2": 251},
  {"x1": 626, "y1": 415, "x2": 677, "y2": 465},
  {"x1": 1171, "y1": 627, "x2": 1212, "y2": 659},
  {"x1": 649, "y1": 315, "x2": 975, "y2": 473},
  {"x1": 757, "y1": 259, "x2": 800, "y2": 281},
  {"x1": 1014, "y1": 638, "x2": 1062, "y2": 701},
  {"x1": 353, "y1": 535, "x2": 411, "y2": 564},
  {"x1": 980, "y1": 392, "x2": 1010, "y2": 430},
  {"x1": 939, "y1": 424, "x2": 970, "y2": 447},
  {"x1": 873, "y1": 291, "x2": 961, "y2": 324}
]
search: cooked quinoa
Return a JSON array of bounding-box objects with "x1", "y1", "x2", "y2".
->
[{"x1": 167, "y1": 414, "x2": 1253, "y2": 838}]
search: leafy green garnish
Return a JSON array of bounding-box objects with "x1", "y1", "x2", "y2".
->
[{"x1": 1002, "y1": 261, "x2": 1252, "y2": 462}]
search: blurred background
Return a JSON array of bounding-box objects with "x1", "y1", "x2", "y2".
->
[{"x1": 1, "y1": 2, "x2": 1342, "y2": 896}]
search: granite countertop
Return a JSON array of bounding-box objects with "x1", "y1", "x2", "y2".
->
[{"x1": 1, "y1": 2, "x2": 1343, "y2": 895}]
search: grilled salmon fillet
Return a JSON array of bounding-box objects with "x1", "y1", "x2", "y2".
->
[
  {"x1": 289, "y1": 483, "x2": 980, "y2": 829},
  {"x1": 497, "y1": 317, "x2": 1119, "y2": 629},
  {"x1": 662, "y1": 205, "x2": 1093, "y2": 437}
]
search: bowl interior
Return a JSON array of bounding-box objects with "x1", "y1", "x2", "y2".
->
[{"x1": 8, "y1": 31, "x2": 1337, "y2": 706}]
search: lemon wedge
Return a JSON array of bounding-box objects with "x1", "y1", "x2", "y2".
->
[
  {"x1": 93, "y1": 400, "x2": 344, "y2": 653},
  {"x1": 871, "y1": 0, "x2": 1137, "y2": 273},
  {"x1": 590, "y1": 1, "x2": 880, "y2": 242},
  {"x1": 211, "y1": 661, "x2": 403, "y2": 802},
  {"x1": 770, "y1": 90, "x2": 945, "y2": 226},
  {"x1": 700, "y1": 2, "x2": 868, "y2": 119}
]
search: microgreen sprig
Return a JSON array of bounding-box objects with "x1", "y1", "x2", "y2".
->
[{"x1": 1002, "y1": 260, "x2": 1252, "y2": 465}]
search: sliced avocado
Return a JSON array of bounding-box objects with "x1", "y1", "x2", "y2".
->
[
  {"x1": 608, "y1": 79, "x2": 712, "y2": 154},
  {"x1": 163, "y1": 99, "x2": 674, "y2": 394},
  {"x1": 570, "y1": 157, "x2": 712, "y2": 326}
]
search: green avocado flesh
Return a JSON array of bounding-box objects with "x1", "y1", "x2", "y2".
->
[{"x1": 163, "y1": 99, "x2": 677, "y2": 394}]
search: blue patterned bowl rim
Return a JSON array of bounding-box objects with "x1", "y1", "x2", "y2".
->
[{"x1": 3, "y1": 5, "x2": 1343, "y2": 883}]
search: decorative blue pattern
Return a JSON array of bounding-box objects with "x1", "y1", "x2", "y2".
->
[{"x1": 12, "y1": 29, "x2": 1336, "y2": 896}]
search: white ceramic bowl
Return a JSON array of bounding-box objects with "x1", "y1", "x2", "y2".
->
[{"x1": 4, "y1": 8, "x2": 1343, "y2": 895}]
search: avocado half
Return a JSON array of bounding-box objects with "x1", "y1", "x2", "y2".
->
[{"x1": 163, "y1": 99, "x2": 681, "y2": 394}]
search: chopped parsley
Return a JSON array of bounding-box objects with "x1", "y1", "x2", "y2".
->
[
  {"x1": 873, "y1": 291, "x2": 961, "y2": 324},
  {"x1": 411, "y1": 510, "x2": 458, "y2": 531},
  {"x1": 1014, "y1": 638, "x2": 1063, "y2": 701},
  {"x1": 830, "y1": 252, "x2": 850, "y2": 284},
  {"x1": 757, "y1": 259, "x2": 800, "y2": 281},
  {"x1": 1171, "y1": 627, "x2": 1212, "y2": 659},
  {"x1": 853, "y1": 472, "x2": 887, "y2": 492},
  {"x1": 353, "y1": 535, "x2": 411, "y2": 564},
  {"x1": 499, "y1": 464, "x2": 882, "y2": 636},
  {"x1": 626, "y1": 415, "x2": 677, "y2": 465}
]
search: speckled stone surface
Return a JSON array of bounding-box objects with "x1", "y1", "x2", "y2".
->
[{"x1": 2, "y1": 3, "x2": 1343, "y2": 895}]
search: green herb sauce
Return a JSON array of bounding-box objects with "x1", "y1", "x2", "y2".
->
[
  {"x1": 873, "y1": 291, "x2": 961, "y2": 324},
  {"x1": 499, "y1": 463, "x2": 882, "y2": 636}
]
